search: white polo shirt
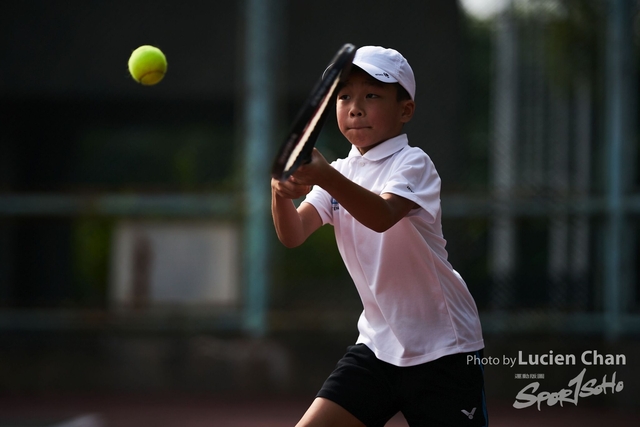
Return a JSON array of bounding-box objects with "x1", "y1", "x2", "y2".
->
[{"x1": 303, "y1": 134, "x2": 484, "y2": 367}]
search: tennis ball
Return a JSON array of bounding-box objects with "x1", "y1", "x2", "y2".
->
[{"x1": 128, "y1": 45, "x2": 167, "y2": 86}]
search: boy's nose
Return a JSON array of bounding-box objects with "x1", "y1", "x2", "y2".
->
[{"x1": 349, "y1": 108, "x2": 364, "y2": 117}]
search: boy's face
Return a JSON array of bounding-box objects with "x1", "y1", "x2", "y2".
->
[{"x1": 336, "y1": 68, "x2": 415, "y2": 154}]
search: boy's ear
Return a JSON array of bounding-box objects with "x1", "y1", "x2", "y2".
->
[{"x1": 400, "y1": 100, "x2": 415, "y2": 123}]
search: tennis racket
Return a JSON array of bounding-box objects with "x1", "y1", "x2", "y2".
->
[{"x1": 271, "y1": 43, "x2": 356, "y2": 181}]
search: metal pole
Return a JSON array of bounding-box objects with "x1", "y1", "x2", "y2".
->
[
  {"x1": 490, "y1": 1, "x2": 517, "y2": 316},
  {"x1": 242, "y1": 0, "x2": 281, "y2": 337},
  {"x1": 572, "y1": 75, "x2": 592, "y2": 310},
  {"x1": 603, "y1": 0, "x2": 634, "y2": 340}
]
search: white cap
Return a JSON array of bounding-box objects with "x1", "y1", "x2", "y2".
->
[{"x1": 352, "y1": 46, "x2": 416, "y2": 100}]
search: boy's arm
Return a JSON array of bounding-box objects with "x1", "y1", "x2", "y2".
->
[
  {"x1": 319, "y1": 172, "x2": 415, "y2": 232},
  {"x1": 271, "y1": 178, "x2": 323, "y2": 248},
  {"x1": 293, "y1": 149, "x2": 417, "y2": 233}
]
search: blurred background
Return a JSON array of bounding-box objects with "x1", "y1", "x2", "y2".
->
[{"x1": 0, "y1": 0, "x2": 639, "y2": 425}]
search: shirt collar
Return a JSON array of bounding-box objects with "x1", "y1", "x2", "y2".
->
[{"x1": 347, "y1": 134, "x2": 409, "y2": 161}]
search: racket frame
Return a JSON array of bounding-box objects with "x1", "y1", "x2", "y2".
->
[{"x1": 271, "y1": 43, "x2": 356, "y2": 181}]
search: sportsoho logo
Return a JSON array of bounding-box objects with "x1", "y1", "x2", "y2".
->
[{"x1": 468, "y1": 350, "x2": 626, "y2": 411}]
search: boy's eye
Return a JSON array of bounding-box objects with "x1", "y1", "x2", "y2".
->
[
  {"x1": 366, "y1": 93, "x2": 379, "y2": 99},
  {"x1": 338, "y1": 94, "x2": 350, "y2": 100}
]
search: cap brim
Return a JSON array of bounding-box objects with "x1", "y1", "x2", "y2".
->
[{"x1": 352, "y1": 61, "x2": 399, "y2": 84}]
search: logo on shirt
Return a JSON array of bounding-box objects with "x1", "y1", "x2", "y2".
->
[
  {"x1": 406, "y1": 185, "x2": 414, "y2": 193},
  {"x1": 331, "y1": 198, "x2": 340, "y2": 211}
]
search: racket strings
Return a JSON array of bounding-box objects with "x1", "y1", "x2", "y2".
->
[
  {"x1": 272, "y1": 43, "x2": 356, "y2": 181},
  {"x1": 283, "y1": 74, "x2": 342, "y2": 172}
]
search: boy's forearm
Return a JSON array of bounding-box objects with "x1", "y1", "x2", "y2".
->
[
  {"x1": 271, "y1": 190, "x2": 305, "y2": 248},
  {"x1": 318, "y1": 168, "x2": 400, "y2": 233}
]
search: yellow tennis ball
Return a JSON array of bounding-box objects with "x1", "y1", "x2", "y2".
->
[{"x1": 128, "y1": 45, "x2": 167, "y2": 86}]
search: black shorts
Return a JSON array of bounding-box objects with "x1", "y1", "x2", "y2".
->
[{"x1": 317, "y1": 344, "x2": 488, "y2": 427}]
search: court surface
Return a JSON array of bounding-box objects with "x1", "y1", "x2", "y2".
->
[{"x1": 0, "y1": 394, "x2": 637, "y2": 426}]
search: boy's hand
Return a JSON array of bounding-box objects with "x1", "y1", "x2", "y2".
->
[
  {"x1": 271, "y1": 177, "x2": 312, "y2": 200},
  {"x1": 291, "y1": 148, "x2": 332, "y2": 186}
]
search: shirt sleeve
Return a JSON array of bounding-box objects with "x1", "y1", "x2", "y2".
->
[
  {"x1": 302, "y1": 184, "x2": 334, "y2": 226},
  {"x1": 380, "y1": 148, "x2": 441, "y2": 223}
]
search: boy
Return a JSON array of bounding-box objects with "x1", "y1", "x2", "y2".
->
[{"x1": 271, "y1": 46, "x2": 487, "y2": 427}]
